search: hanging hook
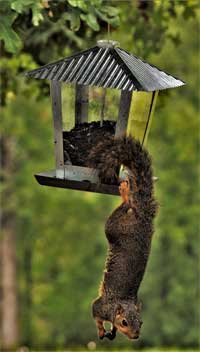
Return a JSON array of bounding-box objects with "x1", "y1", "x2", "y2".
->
[{"x1": 107, "y1": 22, "x2": 110, "y2": 43}]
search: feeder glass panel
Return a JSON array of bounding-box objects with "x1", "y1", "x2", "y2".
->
[
  {"x1": 62, "y1": 83, "x2": 75, "y2": 131},
  {"x1": 127, "y1": 91, "x2": 158, "y2": 145},
  {"x1": 103, "y1": 87, "x2": 120, "y2": 122},
  {"x1": 88, "y1": 87, "x2": 120, "y2": 123}
]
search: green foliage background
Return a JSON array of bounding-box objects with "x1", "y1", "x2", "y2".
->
[{"x1": 0, "y1": 0, "x2": 199, "y2": 350}]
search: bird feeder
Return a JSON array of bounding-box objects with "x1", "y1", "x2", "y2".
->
[{"x1": 25, "y1": 40, "x2": 185, "y2": 196}]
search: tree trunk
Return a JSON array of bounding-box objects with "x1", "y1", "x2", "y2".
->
[
  {"x1": 22, "y1": 247, "x2": 33, "y2": 347},
  {"x1": 1, "y1": 223, "x2": 19, "y2": 350},
  {"x1": 0, "y1": 240, "x2": 2, "y2": 344},
  {"x1": 0, "y1": 136, "x2": 19, "y2": 350}
]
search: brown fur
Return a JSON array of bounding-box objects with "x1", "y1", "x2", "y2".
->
[{"x1": 89, "y1": 135, "x2": 158, "y2": 340}]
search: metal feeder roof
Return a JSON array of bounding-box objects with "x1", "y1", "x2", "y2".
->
[{"x1": 25, "y1": 40, "x2": 185, "y2": 92}]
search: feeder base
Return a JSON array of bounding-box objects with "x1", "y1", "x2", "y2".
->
[{"x1": 34, "y1": 170, "x2": 119, "y2": 196}]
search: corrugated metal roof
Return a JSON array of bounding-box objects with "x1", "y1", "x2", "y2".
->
[{"x1": 25, "y1": 44, "x2": 185, "y2": 92}]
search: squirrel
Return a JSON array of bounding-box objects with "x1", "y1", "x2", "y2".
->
[{"x1": 88, "y1": 135, "x2": 158, "y2": 341}]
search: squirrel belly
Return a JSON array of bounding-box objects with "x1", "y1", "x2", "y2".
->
[{"x1": 89, "y1": 135, "x2": 158, "y2": 340}]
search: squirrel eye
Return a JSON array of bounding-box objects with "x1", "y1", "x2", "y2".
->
[{"x1": 122, "y1": 319, "x2": 128, "y2": 327}]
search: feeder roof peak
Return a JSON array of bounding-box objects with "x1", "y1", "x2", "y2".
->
[
  {"x1": 97, "y1": 39, "x2": 120, "y2": 48},
  {"x1": 25, "y1": 43, "x2": 185, "y2": 92}
]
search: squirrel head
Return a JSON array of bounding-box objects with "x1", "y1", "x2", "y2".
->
[{"x1": 113, "y1": 301, "x2": 143, "y2": 340}]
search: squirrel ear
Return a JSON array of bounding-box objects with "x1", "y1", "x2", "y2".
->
[
  {"x1": 135, "y1": 301, "x2": 142, "y2": 313},
  {"x1": 116, "y1": 304, "x2": 124, "y2": 315}
]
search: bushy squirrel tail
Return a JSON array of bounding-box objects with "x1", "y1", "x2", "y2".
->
[{"x1": 89, "y1": 135, "x2": 157, "y2": 215}]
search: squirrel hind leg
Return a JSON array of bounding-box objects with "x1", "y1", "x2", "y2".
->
[{"x1": 95, "y1": 318, "x2": 106, "y2": 339}]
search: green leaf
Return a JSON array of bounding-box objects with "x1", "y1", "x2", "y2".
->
[
  {"x1": 95, "y1": 10, "x2": 120, "y2": 28},
  {"x1": 67, "y1": 11, "x2": 81, "y2": 31},
  {"x1": 31, "y1": 3, "x2": 44, "y2": 26},
  {"x1": 11, "y1": 0, "x2": 35, "y2": 14},
  {"x1": 101, "y1": 6, "x2": 120, "y2": 17},
  {"x1": 68, "y1": 0, "x2": 78, "y2": 6},
  {"x1": 0, "y1": 16, "x2": 22, "y2": 53},
  {"x1": 80, "y1": 13, "x2": 100, "y2": 31},
  {"x1": 11, "y1": 0, "x2": 44, "y2": 26},
  {"x1": 68, "y1": 0, "x2": 88, "y2": 11}
]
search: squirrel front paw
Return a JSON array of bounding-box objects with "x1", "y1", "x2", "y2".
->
[
  {"x1": 98, "y1": 328, "x2": 106, "y2": 339},
  {"x1": 119, "y1": 180, "x2": 130, "y2": 204},
  {"x1": 99, "y1": 329, "x2": 116, "y2": 341},
  {"x1": 98, "y1": 326, "x2": 117, "y2": 341},
  {"x1": 104, "y1": 330, "x2": 116, "y2": 340},
  {"x1": 104, "y1": 326, "x2": 117, "y2": 340}
]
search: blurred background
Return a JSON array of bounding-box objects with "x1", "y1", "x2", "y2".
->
[{"x1": 0, "y1": 1, "x2": 199, "y2": 351}]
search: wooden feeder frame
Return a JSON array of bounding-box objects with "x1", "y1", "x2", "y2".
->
[{"x1": 25, "y1": 40, "x2": 185, "y2": 196}]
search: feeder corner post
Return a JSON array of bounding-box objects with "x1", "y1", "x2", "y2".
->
[
  {"x1": 115, "y1": 90, "x2": 133, "y2": 137},
  {"x1": 75, "y1": 84, "x2": 89, "y2": 125},
  {"x1": 50, "y1": 80, "x2": 64, "y2": 178}
]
